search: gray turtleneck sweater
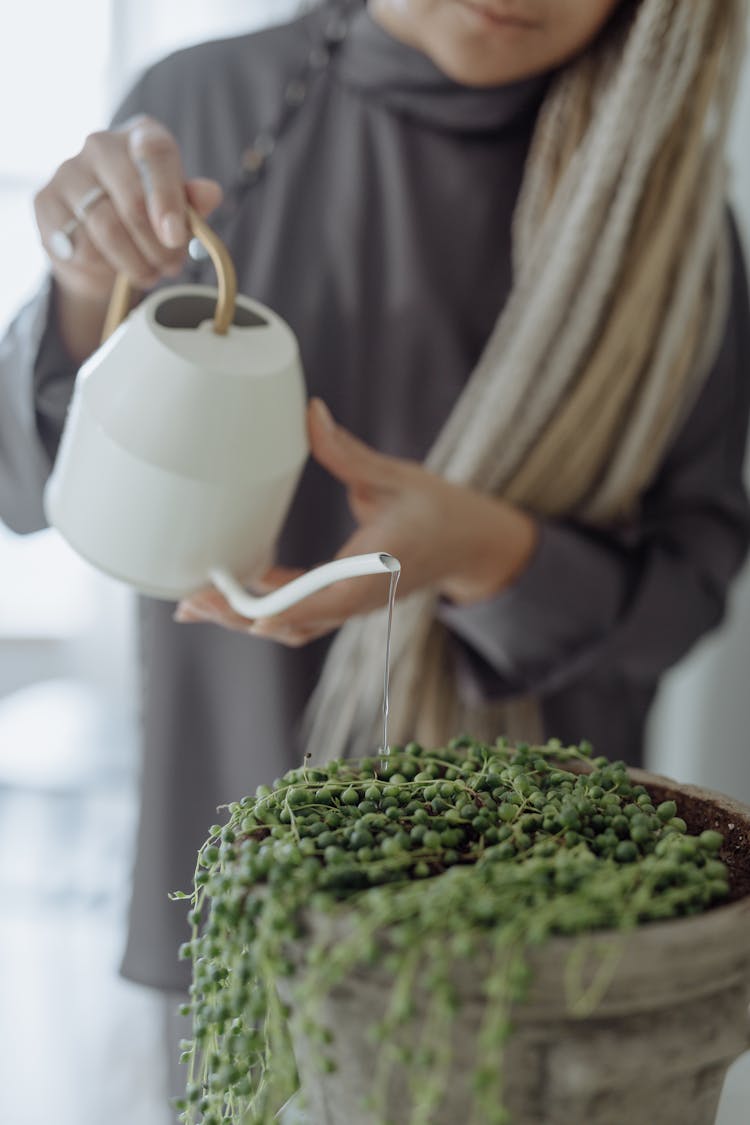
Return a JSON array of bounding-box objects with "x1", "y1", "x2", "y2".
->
[{"x1": 1, "y1": 4, "x2": 748, "y2": 990}]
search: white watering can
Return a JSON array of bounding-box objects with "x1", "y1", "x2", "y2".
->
[{"x1": 44, "y1": 207, "x2": 398, "y2": 616}]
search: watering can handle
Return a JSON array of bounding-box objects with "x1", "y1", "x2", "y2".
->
[{"x1": 100, "y1": 205, "x2": 238, "y2": 342}]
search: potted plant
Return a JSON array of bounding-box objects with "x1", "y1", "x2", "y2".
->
[{"x1": 173, "y1": 738, "x2": 750, "y2": 1125}]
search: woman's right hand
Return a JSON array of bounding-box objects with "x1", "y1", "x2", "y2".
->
[{"x1": 33, "y1": 114, "x2": 223, "y2": 360}]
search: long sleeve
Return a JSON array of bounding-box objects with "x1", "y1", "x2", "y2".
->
[
  {"x1": 0, "y1": 280, "x2": 79, "y2": 534},
  {"x1": 439, "y1": 217, "x2": 750, "y2": 702}
]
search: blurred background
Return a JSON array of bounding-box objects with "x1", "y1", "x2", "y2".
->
[{"x1": 0, "y1": 3, "x2": 749, "y2": 1124}]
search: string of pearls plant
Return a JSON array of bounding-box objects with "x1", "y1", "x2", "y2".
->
[{"x1": 172, "y1": 738, "x2": 730, "y2": 1125}]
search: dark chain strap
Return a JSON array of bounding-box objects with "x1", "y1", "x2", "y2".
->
[{"x1": 188, "y1": 1, "x2": 356, "y2": 264}]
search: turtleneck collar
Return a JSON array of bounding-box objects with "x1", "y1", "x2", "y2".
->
[{"x1": 334, "y1": 6, "x2": 550, "y2": 133}]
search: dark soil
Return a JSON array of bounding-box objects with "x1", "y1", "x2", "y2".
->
[
  {"x1": 564, "y1": 760, "x2": 750, "y2": 902},
  {"x1": 646, "y1": 780, "x2": 750, "y2": 903}
]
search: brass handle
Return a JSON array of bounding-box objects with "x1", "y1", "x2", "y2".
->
[{"x1": 100, "y1": 205, "x2": 238, "y2": 342}]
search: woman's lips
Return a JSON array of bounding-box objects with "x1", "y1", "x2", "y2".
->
[{"x1": 455, "y1": 1, "x2": 540, "y2": 30}]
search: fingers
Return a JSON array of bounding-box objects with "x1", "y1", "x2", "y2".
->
[
  {"x1": 251, "y1": 565, "x2": 307, "y2": 592},
  {"x1": 186, "y1": 177, "x2": 224, "y2": 218},
  {"x1": 174, "y1": 590, "x2": 327, "y2": 648},
  {"x1": 250, "y1": 581, "x2": 382, "y2": 640},
  {"x1": 36, "y1": 161, "x2": 153, "y2": 292},
  {"x1": 35, "y1": 182, "x2": 116, "y2": 297},
  {"x1": 307, "y1": 399, "x2": 401, "y2": 491},
  {"x1": 174, "y1": 586, "x2": 249, "y2": 630},
  {"x1": 175, "y1": 597, "x2": 322, "y2": 647},
  {"x1": 125, "y1": 116, "x2": 190, "y2": 248},
  {"x1": 174, "y1": 565, "x2": 313, "y2": 642},
  {"x1": 65, "y1": 154, "x2": 165, "y2": 288},
  {"x1": 34, "y1": 115, "x2": 222, "y2": 302}
]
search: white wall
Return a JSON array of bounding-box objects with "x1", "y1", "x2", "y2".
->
[{"x1": 107, "y1": 0, "x2": 303, "y2": 101}]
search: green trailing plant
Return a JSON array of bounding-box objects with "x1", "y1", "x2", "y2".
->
[{"x1": 172, "y1": 738, "x2": 730, "y2": 1125}]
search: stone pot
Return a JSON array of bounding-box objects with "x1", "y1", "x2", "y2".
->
[{"x1": 280, "y1": 767, "x2": 750, "y2": 1125}]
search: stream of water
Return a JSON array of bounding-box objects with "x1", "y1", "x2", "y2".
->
[{"x1": 379, "y1": 561, "x2": 401, "y2": 757}]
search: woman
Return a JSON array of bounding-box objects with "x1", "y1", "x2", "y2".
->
[{"x1": 0, "y1": 0, "x2": 748, "y2": 1097}]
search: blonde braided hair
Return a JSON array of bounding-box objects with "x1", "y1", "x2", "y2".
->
[{"x1": 305, "y1": 0, "x2": 748, "y2": 762}]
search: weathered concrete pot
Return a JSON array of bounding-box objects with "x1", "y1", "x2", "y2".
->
[{"x1": 282, "y1": 768, "x2": 750, "y2": 1125}]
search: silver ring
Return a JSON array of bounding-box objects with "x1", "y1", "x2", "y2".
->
[
  {"x1": 49, "y1": 184, "x2": 107, "y2": 261},
  {"x1": 73, "y1": 184, "x2": 107, "y2": 222}
]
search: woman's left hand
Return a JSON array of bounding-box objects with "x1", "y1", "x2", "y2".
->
[{"x1": 174, "y1": 399, "x2": 538, "y2": 646}]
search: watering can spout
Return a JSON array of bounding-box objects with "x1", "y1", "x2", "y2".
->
[{"x1": 209, "y1": 552, "x2": 401, "y2": 619}]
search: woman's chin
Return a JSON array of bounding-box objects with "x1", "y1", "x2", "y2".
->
[{"x1": 425, "y1": 41, "x2": 544, "y2": 88}]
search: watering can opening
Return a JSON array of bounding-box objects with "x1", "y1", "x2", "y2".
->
[{"x1": 154, "y1": 293, "x2": 268, "y2": 331}]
